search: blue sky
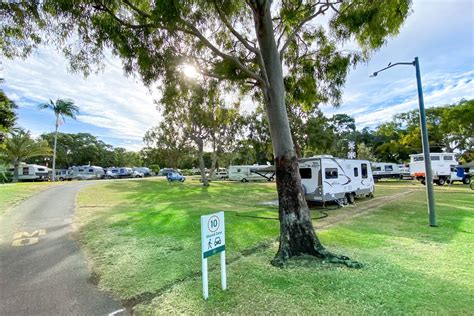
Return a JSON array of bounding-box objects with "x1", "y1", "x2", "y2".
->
[{"x1": 1, "y1": 0, "x2": 473, "y2": 151}]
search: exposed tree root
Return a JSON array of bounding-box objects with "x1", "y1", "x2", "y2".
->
[{"x1": 271, "y1": 245, "x2": 363, "y2": 269}]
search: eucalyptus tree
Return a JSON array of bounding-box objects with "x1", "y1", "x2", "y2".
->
[
  {"x1": 157, "y1": 77, "x2": 232, "y2": 186},
  {"x1": 38, "y1": 99, "x2": 79, "y2": 181},
  {"x1": 2, "y1": 0, "x2": 411, "y2": 265},
  {"x1": 1, "y1": 130, "x2": 51, "y2": 182}
]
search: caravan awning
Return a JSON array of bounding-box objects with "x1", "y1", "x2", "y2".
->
[{"x1": 250, "y1": 166, "x2": 275, "y2": 181}]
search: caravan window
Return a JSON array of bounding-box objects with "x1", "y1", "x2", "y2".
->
[
  {"x1": 237, "y1": 168, "x2": 241, "y2": 172},
  {"x1": 325, "y1": 168, "x2": 338, "y2": 179},
  {"x1": 354, "y1": 168, "x2": 359, "y2": 177},
  {"x1": 361, "y1": 164, "x2": 368, "y2": 179},
  {"x1": 23, "y1": 167, "x2": 29, "y2": 175},
  {"x1": 443, "y1": 155, "x2": 453, "y2": 161},
  {"x1": 384, "y1": 165, "x2": 393, "y2": 171},
  {"x1": 89, "y1": 168, "x2": 94, "y2": 172},
  {"x1": 78, "y1": 169, "x2": 85, "y2": 172},
  {"x1": 38, "y1": 168, "x2": 45, "y2": 172},
  {"x1": 299, "y1": 168, "x2": 312, "y2": 179},
  {"x1": 413, "y1": 156, "x2": 424, "y2": 162},
  {"x1": 372, "y1": 166, "x2": 381, "y2": 172},
  {"x1": 431, "y1": 155, "x2": 440, "y2": 161}
]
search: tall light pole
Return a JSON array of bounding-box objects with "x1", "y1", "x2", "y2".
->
[{"x1": 370, "y1": 57, "x2": 437, "y2": 227}]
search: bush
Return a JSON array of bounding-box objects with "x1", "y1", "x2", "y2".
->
[
  {"x1": 0, "y1": 165, "x2": 12, "y2": 183},
  {"x1": 149, "y1": 164, "x2": 160, "y2": 174}
]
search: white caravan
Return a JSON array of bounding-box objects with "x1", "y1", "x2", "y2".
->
[
  {"x1": 106, "y1": 167, "x2": 133, "y2": 178},
  {"x1": 371, "y1": 162, "x2": 402, "y2": 180},
  {"x1": 55, "y1": 169, "x2": 74, "y2": 181},
  {"x1": 398, "y1": 164, "x2": 412, "y2": 179},
  {"x1": 299, "y1": 156, "x2": 374, "y2": 204},
  {"x1": 409, "y1": 153, "x2": 458, "y2": 185},
  {"x1": 132, "y1": 167, "x2": 151, "y2": 176},
  {"x1": 228, "y1": 165, "x2": 274, "y2": 182},
  {"x1": 71, "y1": 165, "x2": 105, "y2": 180},
  {"x1": 9, "y1": 163, "x2": 51, "y2": 181}
]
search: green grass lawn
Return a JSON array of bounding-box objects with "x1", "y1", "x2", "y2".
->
[
  {"x1": 75, "y1": 178, "x2": 473, "y2": 314},
  {"x1": 0, "y1": 182, "x2": 56, "y2": 217}
]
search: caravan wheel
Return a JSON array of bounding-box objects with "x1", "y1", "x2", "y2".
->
[
  {"x1": 346, "y1": 193, "x2": 355, "y2": 204},
  {"x1": 462, "y1": 177, "x2": 471, "y2": 185},
  {"x1": 437, "y1": 178, "x2": 446, "y2": 186}
]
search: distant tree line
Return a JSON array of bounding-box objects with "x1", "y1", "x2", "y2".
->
[
  {"x1": 25, "y1": 132, "x2": 144, "y2": 169},
  {"x1": 143, "y1": 99, "x2": 474, "y2": 170}
]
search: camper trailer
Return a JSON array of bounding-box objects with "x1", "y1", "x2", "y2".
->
[
  {"x1": 398, "y1": 164, "x2": 412, "y2": 179},
  {"x1": 55, "y1": 169, "x2": 73, "y2": 181},
  {"x1": 132, "y1": 167, "x2": 151, "y2": 177},
  {"x1": 9, "y1": 163, "x2": 51, "y2": 181},
  {"x1": 371, "y1": 162, "x2": 402, "y2": 180},
  {"x1": 71, "y1": 165, "x2": 105, "y2": 180},
  {"x1": 106, "y1": 167, "x2": 133, "y2": 178},
  {"x1": 299, "y1": 156, "x2": 374, "y2": 204},
  {"x1": 228, "y1": 165, "x2": 274, "y2": 182},
  {"x1": 409, "y1": 153, "x2": 462, "y2": 185}
]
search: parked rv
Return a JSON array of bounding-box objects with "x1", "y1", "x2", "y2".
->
[
  {"x1": 228, "y1": 165, "x2": 274, "y2": 182},
  {"x1": 132, "y1": 170, "x2": 145, "y2": 178},
  {"x1": 409, "y1": 153, "x2": 470, "y2": 185},
  {"x1": 299, "y1": 155, "x2": 374, "y2": 204},
  {"x1": 398, "y1": 164, "x2": 412, "y2": 179},
  {"x1": 212, "y1": 170, "x2": 229, "y2": 180},
  {"x1": 106, "y1": 167, "x2": 133, "y2": 178},
  {"x1": 55, "y1": 169, "x2": 73, "y2": 181},
  {"x1": 132, "y1": 167, "x2": 151, "y2": 177},
  {"x1": 71, "y1": 165, "x2": 105, "y2": 180},
  {"x1": 9, "y1": 163, "x2": 51, "y2": 181},
  {"x1": 371, "y1": 162, "x2": 402, "y2": 180}
]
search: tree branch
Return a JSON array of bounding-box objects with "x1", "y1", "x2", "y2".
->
[
  {"x1": 93, "y1": 3, "x2": 157, "y2": 29},
  {"x1": 122, "y1": 0, "x2": 152, "y2": 18},
  {"x1": 177, "y1": 19, "x2": 264, "y2": 84},
  {"x1": 212, "y1": 0, "x2": 258, "y2": 54},
  {"x1": 279, "y1": 0, "x2": 342, "y2": 60}
]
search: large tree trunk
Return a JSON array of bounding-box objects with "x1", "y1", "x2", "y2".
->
[
  {"x1": 251, "y1": 2, "x2": 360, "y2": 268},
  {"x1": 209, "y1": 139, "x2": 218, "y2": 179},
  {"x1": 12, "y1": 161, "x2": 19, "y2": 183},
  {"x1": 196, "y1": 139, "x2": 209, "y2": 186}
]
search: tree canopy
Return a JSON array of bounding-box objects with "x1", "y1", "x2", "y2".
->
[{"x1": 1, "y1": 0, "x2": 412, "y2": 265}]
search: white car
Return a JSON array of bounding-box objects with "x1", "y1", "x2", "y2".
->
[
  {"x1": 105, "y1": 170, "x2": 119, "y2": 179},
  {"x1": 132, "y1": 171, "x2": 145, "y2": 178}
]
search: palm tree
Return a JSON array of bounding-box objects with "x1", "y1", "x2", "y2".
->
[
  {"x1": 2, "y1": 130, "x2": 52, "y2": 182},
  {"x1": 38, "y1": 99, "x2": 79, "y2": 181}
]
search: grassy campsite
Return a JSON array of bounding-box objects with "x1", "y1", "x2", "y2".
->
[{"x1": 73, "y1": 178, "x2": 473, "y2": 314}]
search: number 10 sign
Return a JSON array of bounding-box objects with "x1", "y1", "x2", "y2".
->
[{"x1": 201, "y1": 211, "x2": 226, "y2": 299}]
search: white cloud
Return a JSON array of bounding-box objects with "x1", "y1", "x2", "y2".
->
[
  {"x1": 337, "y1": 70, "x2": 474, "y2": 128},
  {"x1": 2, "y1": 46, "x2": 160, "y2": 150}
]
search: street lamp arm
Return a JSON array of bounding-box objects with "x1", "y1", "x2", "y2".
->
[{"x1": 370, "y1": 61, "x2": 415, "y2": 77}]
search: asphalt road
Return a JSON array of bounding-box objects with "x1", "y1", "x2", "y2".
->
[{"x1": 0, "y1": 182, "x2": 126, "y2": 316}]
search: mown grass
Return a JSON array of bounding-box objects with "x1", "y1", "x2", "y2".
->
[
  {"x1": 0, "y1": 182, "x2": 56, "y2": 217},
  {"x1": 75, "y1": 178, "x2": 473, "y2": 314}
]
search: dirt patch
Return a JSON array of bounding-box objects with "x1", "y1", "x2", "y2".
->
[{"x1": 315, "y1": 189, "x2": 420, "y2": 231}]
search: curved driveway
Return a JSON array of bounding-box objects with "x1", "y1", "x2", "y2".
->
[{"x1": 0, "y1": 182, "x2": 125, "y2": 316}]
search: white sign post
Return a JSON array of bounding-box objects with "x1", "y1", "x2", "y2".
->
[{"x1": 201, "y1": 211, "x2": 226, "y2": 300}]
